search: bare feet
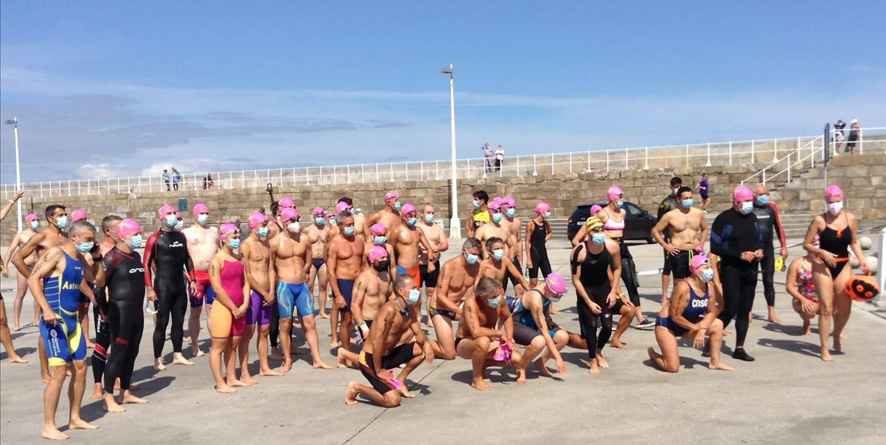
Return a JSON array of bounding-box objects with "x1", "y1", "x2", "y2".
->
[
  {"x1": 215, "y1": 384, "x2": 237, "y2": 394},
  {"x1": 69, "y1": 419, "x2": 99, "y2": 430},
  {"x1": 550, "y1": 308, "x2": 561, "y2": 315},
  {"x1": 611, "y1": 339, "x2": 628, "y2": 349},
  {"x1": 833, "y1": 338, "x2": 842, "y2": 353},
  {"x1": 768, "y1": 310, "x2": 782, "y2": 324},
  {"x1": 270, "y1": 348, "x2": 284, "y2": 361},
  {"x1": 801, "y1": 320, "x2": 811, "y2": 335},
  {"x1": 154, "y1": 358, "x2": 167, "y2": 371},
  {"x1": 130, "y1": 382, "x2": 140, "y2": 391},
  {"x1": 8, "y1": 355, "x2": 28, "y2": 364},
  {"x1": 724, "y1": 330, "x2": 732, "y2": 336},
  {"x1": 345, "y1": 381, "x2": 359, "y2": 405},
  {"x1": 260, "y1": 368, "x2": 284, "y2": 377},
  {"x1": 336, "y1": 349, "x2": 351, "y2": 368},
  {"x1": 647, "y1": 346, "x2": 661, "y2": 362},
  {"x1": 471, "y1": 378, "x2": 491, "y2": 391},
  {"x1": 241, "y1": 375, "x2": 258, "y2": 386},
  {"x1": 533, "y1": 359, "x2": 554, "y2": 378},
  {"x1": 588, "y1": 362, "x2": 600, "y2": 375},
  {"x1": 90, "y1": 384, "x2": 104, "y2": 400},
  {"x1": 595, "y1": 353, "x2": 609, "y2": 369},
  {"x1": 319, "y1": 313, "x2": 330, "y2": 319},
  {"x1": 516, "y1": 368, "x2": 528, "y2": 383},
  {"x1": 839, "y1": 333, "x2": 848, "y2": 340},
  {"x1": 42, "y1": 427, "x2": 70, "y2": 441},
  {"x1": 227, "y1": 379, "x2": 248, "y2": 388},
  {"x1": 122, "y1": 393, "x2": 148, "y2": 404},
  {"x1": 173, "y1": 354, "x2": 194, "y2": 366},
  {"x1": 103, "y1": 400, "x2": 126, "y2": 413},
  {"x1": 13, "y1": 324, "x2": 21, "y2": 331},
  {"x1": 397, "y1": 383, "x2": 416, "y2": 398},
  {"x1": 708, "y1": 362, "x2": 735, "y2": 371},
  {"x1": 282, "y1": 359, "x2": 293, "y2": 373},
  {"x1": 313, "y1": 358, "x2": 333, "y2": 370},
  {"x1": 183, "y1": 336, "x2": 192, "y2": 343},
  {"x1": 330, "y1": 340, "x2": 340, "y2": 348},
  {"x1": 192, "y1": 348, "x2": 205, "y2": 358}
]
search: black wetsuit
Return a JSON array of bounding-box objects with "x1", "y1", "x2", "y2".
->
[
  {"x1": 711, "y1": 208, "x2": 762, "y2": 349},
  {"x1": 92, "y1": 286, "x2": 109, "y2": 385},
  {"x1": 144, "y1": 230, "x2": 193, "y2": 359},
  {"x1": 752, "y1": 202, "x2": 784, "y2": 307},
  {"x1": 571, "y1": 243, "x2": 614, "y2": 360},
  {"x1": 103, "y1": 247, "x2": 145, "y2": 392},
  {"x1": 528, "y1": 220, "x2": 551, "y2": 279},
  {"x1": 657, "y1": 194, "x2": 680, "y2": 275}
]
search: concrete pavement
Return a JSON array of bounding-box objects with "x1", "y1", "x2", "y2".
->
[{"x1": 2, "y1": 238, "x2": 885, "y2": 444}]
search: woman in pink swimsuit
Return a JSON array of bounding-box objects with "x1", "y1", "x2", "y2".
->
[{"x1": 208, "y1": 223, "x2": 250, "y2": 393}]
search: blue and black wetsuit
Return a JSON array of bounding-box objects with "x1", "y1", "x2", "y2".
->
[{"x1": 711, "y1": 208, "x2": 762, "y2": 350}]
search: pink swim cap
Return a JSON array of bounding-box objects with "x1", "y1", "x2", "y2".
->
[
  {"x1": 175, "y1": 211, "x2": 182, "y2": 219},
  {"x1": 488, "y1": 197, "x2": 502, "y2": 211},
  {"x1": 690, "y1": 255, "x2": 711, "y2": 274},
  {"x1": 502, "y1": 195, "x2": 516, "y2": 208},
  {"x1": 732, "y1": 185, "x2": 754, "y2": 204},
  {"x1": 157, "y1": 204, "x2": 175, "y2": 219},
  {"x1": 825, "y1": 185, "x2": 844, "y2": 200},
  {"x1": 370, "y1": 223, "x2": 386, "y2": 235},
  {"x1": 325, "y1": 212, "x2": 335, "y2": 219},
  {"x1": 281, "y1": 208, "x2": 299, "y2": 223},
  {"x1": 248, "y1": 212, "x2": 268, "y2": 230},
  {"x1": 336, "y1": 201, "x2": 351, "y2": 214},
  {"x1": 368, "y1": 246, "x2": 388, "y2": 263},
  {"x1": 279, "y1": 197, "x2": 295, "y2": 208},
  {"x1": 219, "y1": 223, "x2": 239, "y2": 242},
  {"x1": 26, "y1": 213, "x2": 39, "y2": 222},
  {"x1": 312, "y1": 207, "x2": 324, "y2": 216},
  {"x1": 71, "y1": 209, "x2": 87, "y2": 222},
  {"x1": 401, "y1": 203, "x2": 416, "y2": 215},
  {"x1": 115, "y1": 219, "x2": 142, "y2": 239},
  {"x1": 607, "y1": 186, "x2": 624, "y2": 202},
  {"x1": 590, "y1": 204, "x2": 603, "y2": 215},
  {"x1": 545, "y1": 273, "x2": 567, "y2": 295},
  {"x1": 192, "y1": 203, "x2": 209, "y2": 218},
  {"x1": 384, "y1": 191, "x2": 399, "y2": 202},
  {"x1": 534, "y1": 202, "x2": 551, "y2": 214}
]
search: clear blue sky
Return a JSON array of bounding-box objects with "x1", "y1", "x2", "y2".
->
[{"x1": 1, "y1": 1, "x2": 884, "y2": 182}]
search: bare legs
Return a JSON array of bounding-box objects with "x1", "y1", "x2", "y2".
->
[
  {"x1": 648, "y1": 320, "x2": 733, "y2": 373},
  {"x1": 209, "y1": 337, "x2": 235, "y2": 393},
  {"x1": 0, "y1": 302, "x2": 26, "y2": 363}
]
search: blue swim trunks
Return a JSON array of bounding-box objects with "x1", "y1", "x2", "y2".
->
[{"x1": 276, "y1": 282, "x2": 314, "y2": 319}]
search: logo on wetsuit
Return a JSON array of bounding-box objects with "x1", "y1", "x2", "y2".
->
[
  {"x1": 129, "y1": 267, "x2": 145, "y2": 273},
  {"x1": 62, "y1": 282, "x2": 80, "y2": 290},
  {"x1": 691, "y1": 299, "x2": 709, "y2": 309},
  {"x1": 170, "y1": 241, "x2": 184, "y2": 248}
]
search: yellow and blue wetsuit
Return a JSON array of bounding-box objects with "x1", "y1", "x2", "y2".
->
[{"x1": 40, "y1": 251, "x2": 87, "y2": 366}]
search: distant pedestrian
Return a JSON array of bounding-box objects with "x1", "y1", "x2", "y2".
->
[
  {"x1": 845, "y1": 119, "x2": 860, "y2": 154},
  {"x1": 172, "y1": 167, "x2": 181, "y2": 191},
  {"x1": 482, "y1": 143, "x2": 494, "y2": 173},
  {"x1": 494, "y1": 145, "x2": 505, "y2": 172},
  {"x1": 697, "y1": 173, "x2": 711, "y2": 214},
  {"x1": 203, "y1": 173, "x2": 215, "y2": 190},
  {"x1": 162, "y1": 169, "x2": 171, "y2": 191},
  {"x1": 833, "y1": 119, "x2": 846, "y2": 144}
]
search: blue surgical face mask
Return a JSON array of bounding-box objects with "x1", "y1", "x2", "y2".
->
[
  {"x1": 374, "y1": 235, "x2": 387, "y2": 245},
  {"x1": 701, "y1": 268, "x2": 714, "y2": 283},
  {"x1": 740, "y1": 201, "x2": 753, "y2": 215},
  {"x1": 465, "y1": 253, "x2": 479, "y2": 265},
  {"x1": 424, "y1": 214, "x2": 435, "y2": 223},
  {"x1": 128, "y1": 234, "x2": 143, "y2": 249},
  {"x1": 472, "y1": 199, "x2": 481, "y2": 209},
  {"x1": 328, "y1": 219, "x2": 336, "y2": 226},
  {"x1": 757, "y1": 195, "x2": 769, "y2": 205},
  {"x1": 592, "y1": 233, "x2": 606, "y2": 245},
  {"x1": 174, "y1": 220, "x2": 184, "y2": 231},
  {"x1": 55, "y1": 215, "x2": 70, "y2": 229},
  {"x1": 344, "y1": 226, "x2": 356, "y2": 236},
  {"x1": 492, "y1": 249, "x2": 504, "y2": 261},
  {"x1": 544, "y1": 211, "x2": 551, "y2": 220},
  {"x1": 257, "y1": 227, "x2": 270, "y2": 238},
  {"x1": 491, "y1": 213, "x2": 503, "y2": 224},
  {"x1": 406, "y1": 289, "x2": 421, "y2": 305},
  {"x1": 228, "y1": 239, "x2": 241, "y2": 250},
  {"x1": 682, "y1": 199, "x2": 694, "y2": 208},
  {"x1": 315, "y1": 217, "x2": 326, "y2": 225},
  {"x1": 76, "y1": 241, "x2": 94, "y2": 254},
  {"x1": 406, "y1": 217, "x2": 417, "y2": 227},
  {"x1": 30, "y1": 220, "x2": 39, "y2": 230},
  {"x1": 488, "y1": 296, "x2": 501, "y2": 308},
  {"x1": 393, "y1": 202, "x2": 402, "y2": 211},
  {"x1": 505, "y1": 208, "x2": 516, "y2": 218},
  {"x1": 616, "y1": 201, "x2": 624, "y2": 209},
  {"x1": 197, "y1": 214, "x2": 209, "y2": 225}
]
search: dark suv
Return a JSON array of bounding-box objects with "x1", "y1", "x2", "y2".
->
[{"x1": 566, "y1": 201, "x2": 656, "y2": 243}]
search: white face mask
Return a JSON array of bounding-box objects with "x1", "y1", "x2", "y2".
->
[
  {"x1": 287, "y1": 222, "x2": 300, "y2": 232},
  {"x1": 827, "y1": 201, "x2": 843, "y2": 215}
]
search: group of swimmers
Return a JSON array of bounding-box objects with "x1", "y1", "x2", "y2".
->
[{"x1": 0, "y1": 180, "x2": 870, "y2": 440}]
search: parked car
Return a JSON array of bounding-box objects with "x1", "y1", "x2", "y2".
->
[{"x1": 566, "y1": 201, "x2": 656, "y2": 243}]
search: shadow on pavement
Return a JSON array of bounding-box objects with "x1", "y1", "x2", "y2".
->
[
  {"x1": 757, "y1": 337, "x2": 820, "y2": 358},
  {"x1": 1, "y1": 346, "x2": 36, "y2": 361}
]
